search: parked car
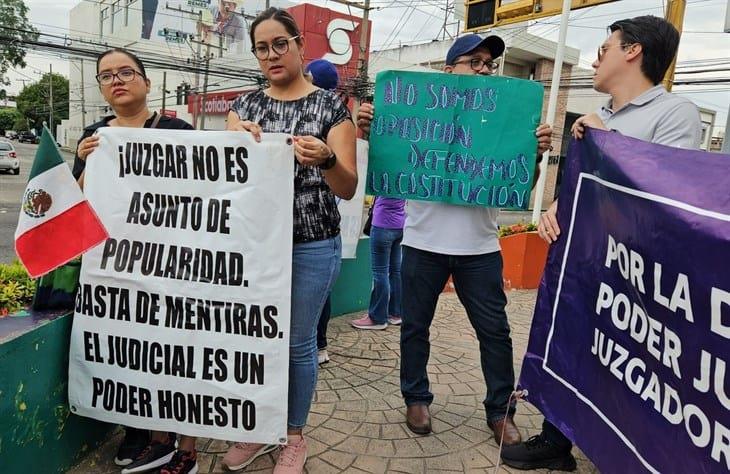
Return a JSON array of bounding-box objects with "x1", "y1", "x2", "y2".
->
[
  {"x1": 0, "y1": 141, "x2": 20, "y2": 175},
  {"x1": 4, "y1": 131, "x2": 18, "y2": 140},
  {"x1": 17, "y1": 131, "x2": 38, "y2": 144}
]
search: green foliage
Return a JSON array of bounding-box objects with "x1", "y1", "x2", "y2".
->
[
  {"x1": 498, "y1": 221, "x2": 538, "y2": 238},
  {"x1": 0, "y1": 260, "x2": 35, "y2": 316},
  {"x1": 12, "y1": 114, "x2": 28, "y2": 131},
  {"x1": 0, "y1": 0, "x2": 40, "y2": 86},
  {"x1": 0, "y1": 107, "x2": 21, "y2": 132},
  {"x1": 16, "y1": 73, "x2": 69, "y2": 130}
]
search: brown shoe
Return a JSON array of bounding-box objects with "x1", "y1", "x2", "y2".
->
[
  {"x1": 405, "y1": 404, "x2": 432, "y2": 435},
  {"x1": 488, "y1": 415, "x2": 522, "y2": 446}
]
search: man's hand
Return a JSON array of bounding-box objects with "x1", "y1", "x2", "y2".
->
[
  {"x1": 536, "y1": 123, "x2": 553, "y2": 155},
  {"x1": 537, "y1": 200, "x2": 560, "y2": 243},
  {"x1": 357, "y1": 102, "x2": 374, "y2": 135},
  {"x1": 571, "y1": 113, "x2": 608, "y2": 140}
]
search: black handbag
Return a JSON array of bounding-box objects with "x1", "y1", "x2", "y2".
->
[{"x1": 363, "y1": 197, "x2": 376, "y2": 236}]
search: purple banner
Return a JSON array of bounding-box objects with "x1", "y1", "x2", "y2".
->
[{"x1": 520, "y1": 129, "x2": 730, "y2": 473}]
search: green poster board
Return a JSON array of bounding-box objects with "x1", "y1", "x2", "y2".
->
[{"x1": 366, "y1": 70, "x2": 544, "y2": 209}]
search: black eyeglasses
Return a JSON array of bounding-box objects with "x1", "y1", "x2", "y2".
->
[
  {"x1": 597, "y1": 42, "x2": 634, "y2": 62},
  {"x1": 96, "y1": 68, "x2": 144, "y2": 86},
  {"x1": 453, "y1": 58, "x2": 499, "y2": 74},
  {"x1": 252, "y1": 36, "x2": 299, "y2": 60}
]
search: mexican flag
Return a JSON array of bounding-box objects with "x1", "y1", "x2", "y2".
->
[{"x1": 14, "y1": 128, "x2": 108, "y2": 278}]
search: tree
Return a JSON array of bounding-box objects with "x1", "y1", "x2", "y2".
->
[
  {"x1": 12, "y1": 115, "x2": 28, "y2": 131},
  {"x1": 16, "y1": 73, "x2": 69, "y2": 131},
  {"x1": 0, "y1": 0, "x2": 39, "y2": 87},
  {"x1": 0, "y1": 108, "x2": 21, "y2": 133}
]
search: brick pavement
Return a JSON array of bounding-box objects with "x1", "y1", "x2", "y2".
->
[{"x1": 68, "y1": 290, "x2": 597, "y2": 473}]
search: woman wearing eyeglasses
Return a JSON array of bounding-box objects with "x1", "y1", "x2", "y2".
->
[
  {"x1": 72, "y1": 48, "x2": 200, "y2": 474},
  {"x1": 74, "y1": 48, "x2": 193, "y2": 189},
  {"x1": 222, "y1": 7, "x2": 356, "y2": 474}
]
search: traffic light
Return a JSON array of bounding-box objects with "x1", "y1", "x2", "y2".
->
[
  {"x1": 464, "y1": 0, "x2": 619, "y2": 32},
  {"x1": 466, "y1": 1, "x2": 497, "y2": 32}
]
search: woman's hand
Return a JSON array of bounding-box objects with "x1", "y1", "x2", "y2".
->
[
  {"x1": 538, "y1": 200, "x2": 561, "y2": 243},
  {"x1": 226, "y1": 112, "x2": 263, "y2": 142},
  {"x1": 230, "y1": 120, "x2": 263, "y2": 142},
  {"x1": 77, "y1": 136, "x2": 100, "y2": 161},
  {"x1": 293, "y1": 135, "x2": 332, "y2": 167}
]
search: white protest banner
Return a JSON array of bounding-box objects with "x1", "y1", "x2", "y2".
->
[
  {"x1": 337, "y1": 138, "x2": 369, "y2": 259},
  {"x1": 68, "y1": 128, "x2": 294, "y2": 444}
]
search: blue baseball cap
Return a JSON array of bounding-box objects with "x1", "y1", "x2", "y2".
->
[
  {"x1": 305, "y1": 59, "x2": 339, "y2": 91},
  {"x1": 445, "y1": 34, "x2": 505, "y2": 65}
]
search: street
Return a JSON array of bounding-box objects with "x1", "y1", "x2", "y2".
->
[{"x1": 0, "y1": 141, "x2": 76, "y2": 264}]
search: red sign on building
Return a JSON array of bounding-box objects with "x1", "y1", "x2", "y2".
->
[
  {"x1": 188, "y1": 89, "x2": 251, "y2": 116},
  {"x1": 288, "y1": 3, "x2": 372, "y2": 82}
]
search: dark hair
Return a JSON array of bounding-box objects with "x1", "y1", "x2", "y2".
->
[
  {"x1": 96, "y1": 48, "x2": 147, "y2": 78},
  {"x1": 249, "y1": 7, "x2": 302, "y2": 47},
  {"x1": 609, "y1": 15, "x2": 679, "y2": 85}
]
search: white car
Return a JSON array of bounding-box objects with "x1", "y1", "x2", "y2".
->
[{"x1": 0, "y1": 141, "x2": 20, "y2": 175}]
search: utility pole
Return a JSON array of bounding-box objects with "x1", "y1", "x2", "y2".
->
[
  {"x1": 200, "y1": 44, "x2": 211, "y2": 130},
  {"x1": 49, "y1": 64, "x2": 54, "y2": 137},
  {"x1": 662, "y1": 0, "x2": 687, "y2": 91},
  {"x1": 189, "y1": 38, "x2": 225, "y2": 129},
  {"x1": 80, "y1": 59, "x2": 87, "y2": 128},
  {"x1": 165, "y1": 2, "x2": 226, "y2": 129},
  {"x1": 327, "y1": 0, "x2": 372, "y2": 82},
  {"x1": 161, "y1": 71, "x2": 167, "y2": 111},
  {"x1": 359, "y1": 0, "x2": 371, "y2": 80},
  {"x1": 531, "y1": 0, "x2": 571, "y2": 222}
]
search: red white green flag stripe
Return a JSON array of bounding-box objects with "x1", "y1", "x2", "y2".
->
[{"x1": 14, "y1": 127, "x2": 108, "y2": 278}]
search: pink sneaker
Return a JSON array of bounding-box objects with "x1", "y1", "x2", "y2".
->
[
  {"x1": 351, "y1": 315, "x2": 387, "y2": 330},
  {"x1": 388, "y1": 315, "x2": 402, "y2": 325},
  {"x1": 273, "y1": 435, "x2": 307, "y2": 474},
  {"x1": 221, "y1": 442, "x2": 276, "y2": 470}
]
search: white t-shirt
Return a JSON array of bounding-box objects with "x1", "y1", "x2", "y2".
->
[{"x1": 402, "y1": 201, "x2": 500, "y2": 255}]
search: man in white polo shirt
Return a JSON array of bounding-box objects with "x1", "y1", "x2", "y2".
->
[
  {"x1": 502, "y1": 15, "x2": 701, "y2": 471},
  {"x1": 359, "y1": 34, "x2": 553, "y2": 445}
]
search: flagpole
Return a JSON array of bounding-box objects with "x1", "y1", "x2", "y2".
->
[{"x1": 531, "y1": 0, "x2": 571, "y2": 223}]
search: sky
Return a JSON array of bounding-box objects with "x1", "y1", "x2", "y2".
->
[{"x1": 6, "y1": 0, "x2": 730, "y2": 132}]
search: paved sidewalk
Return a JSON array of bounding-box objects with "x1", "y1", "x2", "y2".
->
[{"x1": 68, "y1": 290, "x2": 597, "y2": 473}]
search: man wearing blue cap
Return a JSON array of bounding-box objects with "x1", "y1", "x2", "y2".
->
[
  {"x1": 358, "y1": 34, "x2": 553, "y2": 445},
  {"x1": 305, "y1": 59, "x2": 340, "y2": 92}
]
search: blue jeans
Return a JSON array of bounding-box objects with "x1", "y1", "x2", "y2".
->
[
  {"x1": 399, "y1": 246, "x2": 516, "y2": 421},
  {"x1": 368, "y1": 225, "x2": 403, "y2": 324},
  {"x1": 289, "y1": 236, "x2": 341, "y2": 428}
]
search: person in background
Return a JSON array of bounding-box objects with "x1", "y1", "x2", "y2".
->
[
  {"x1": 357, "y1": 34, "x2": 553, "y2": 444},
  {"x1": 501, "y1": 16, "x2": 702, "y2": 471},
  {"x1": 73, "y1": 48, "x2": 198, "y2": 474},
  {"x1": 222, "y1": 9, "x2": 357, "y2": 473},
  {"x1": 304, "y1": 58, "x2": 341, "y2": 365},
  {"x1": 351, "y1": 194, "x2": 405, "y2": 330}
]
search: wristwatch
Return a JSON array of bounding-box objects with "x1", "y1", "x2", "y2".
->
[{"x1": 318, "y1": 152, "x2": 337, "y2": 170}]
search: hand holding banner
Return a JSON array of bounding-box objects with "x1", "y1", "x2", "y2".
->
[
  {"x1": 520, "y1": 129, "x2": 730, "y2": 473},
  {"x1": 366, "y1": 70, "x2": 543, "y2": 209}
]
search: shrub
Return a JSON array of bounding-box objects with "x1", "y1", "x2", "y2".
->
[
  {"x1": 0, "y1": 260, "x2": 35, "y2": 316},
  {"x1": 498, "y1": 221, "x2": 538, "y2": 238}
]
